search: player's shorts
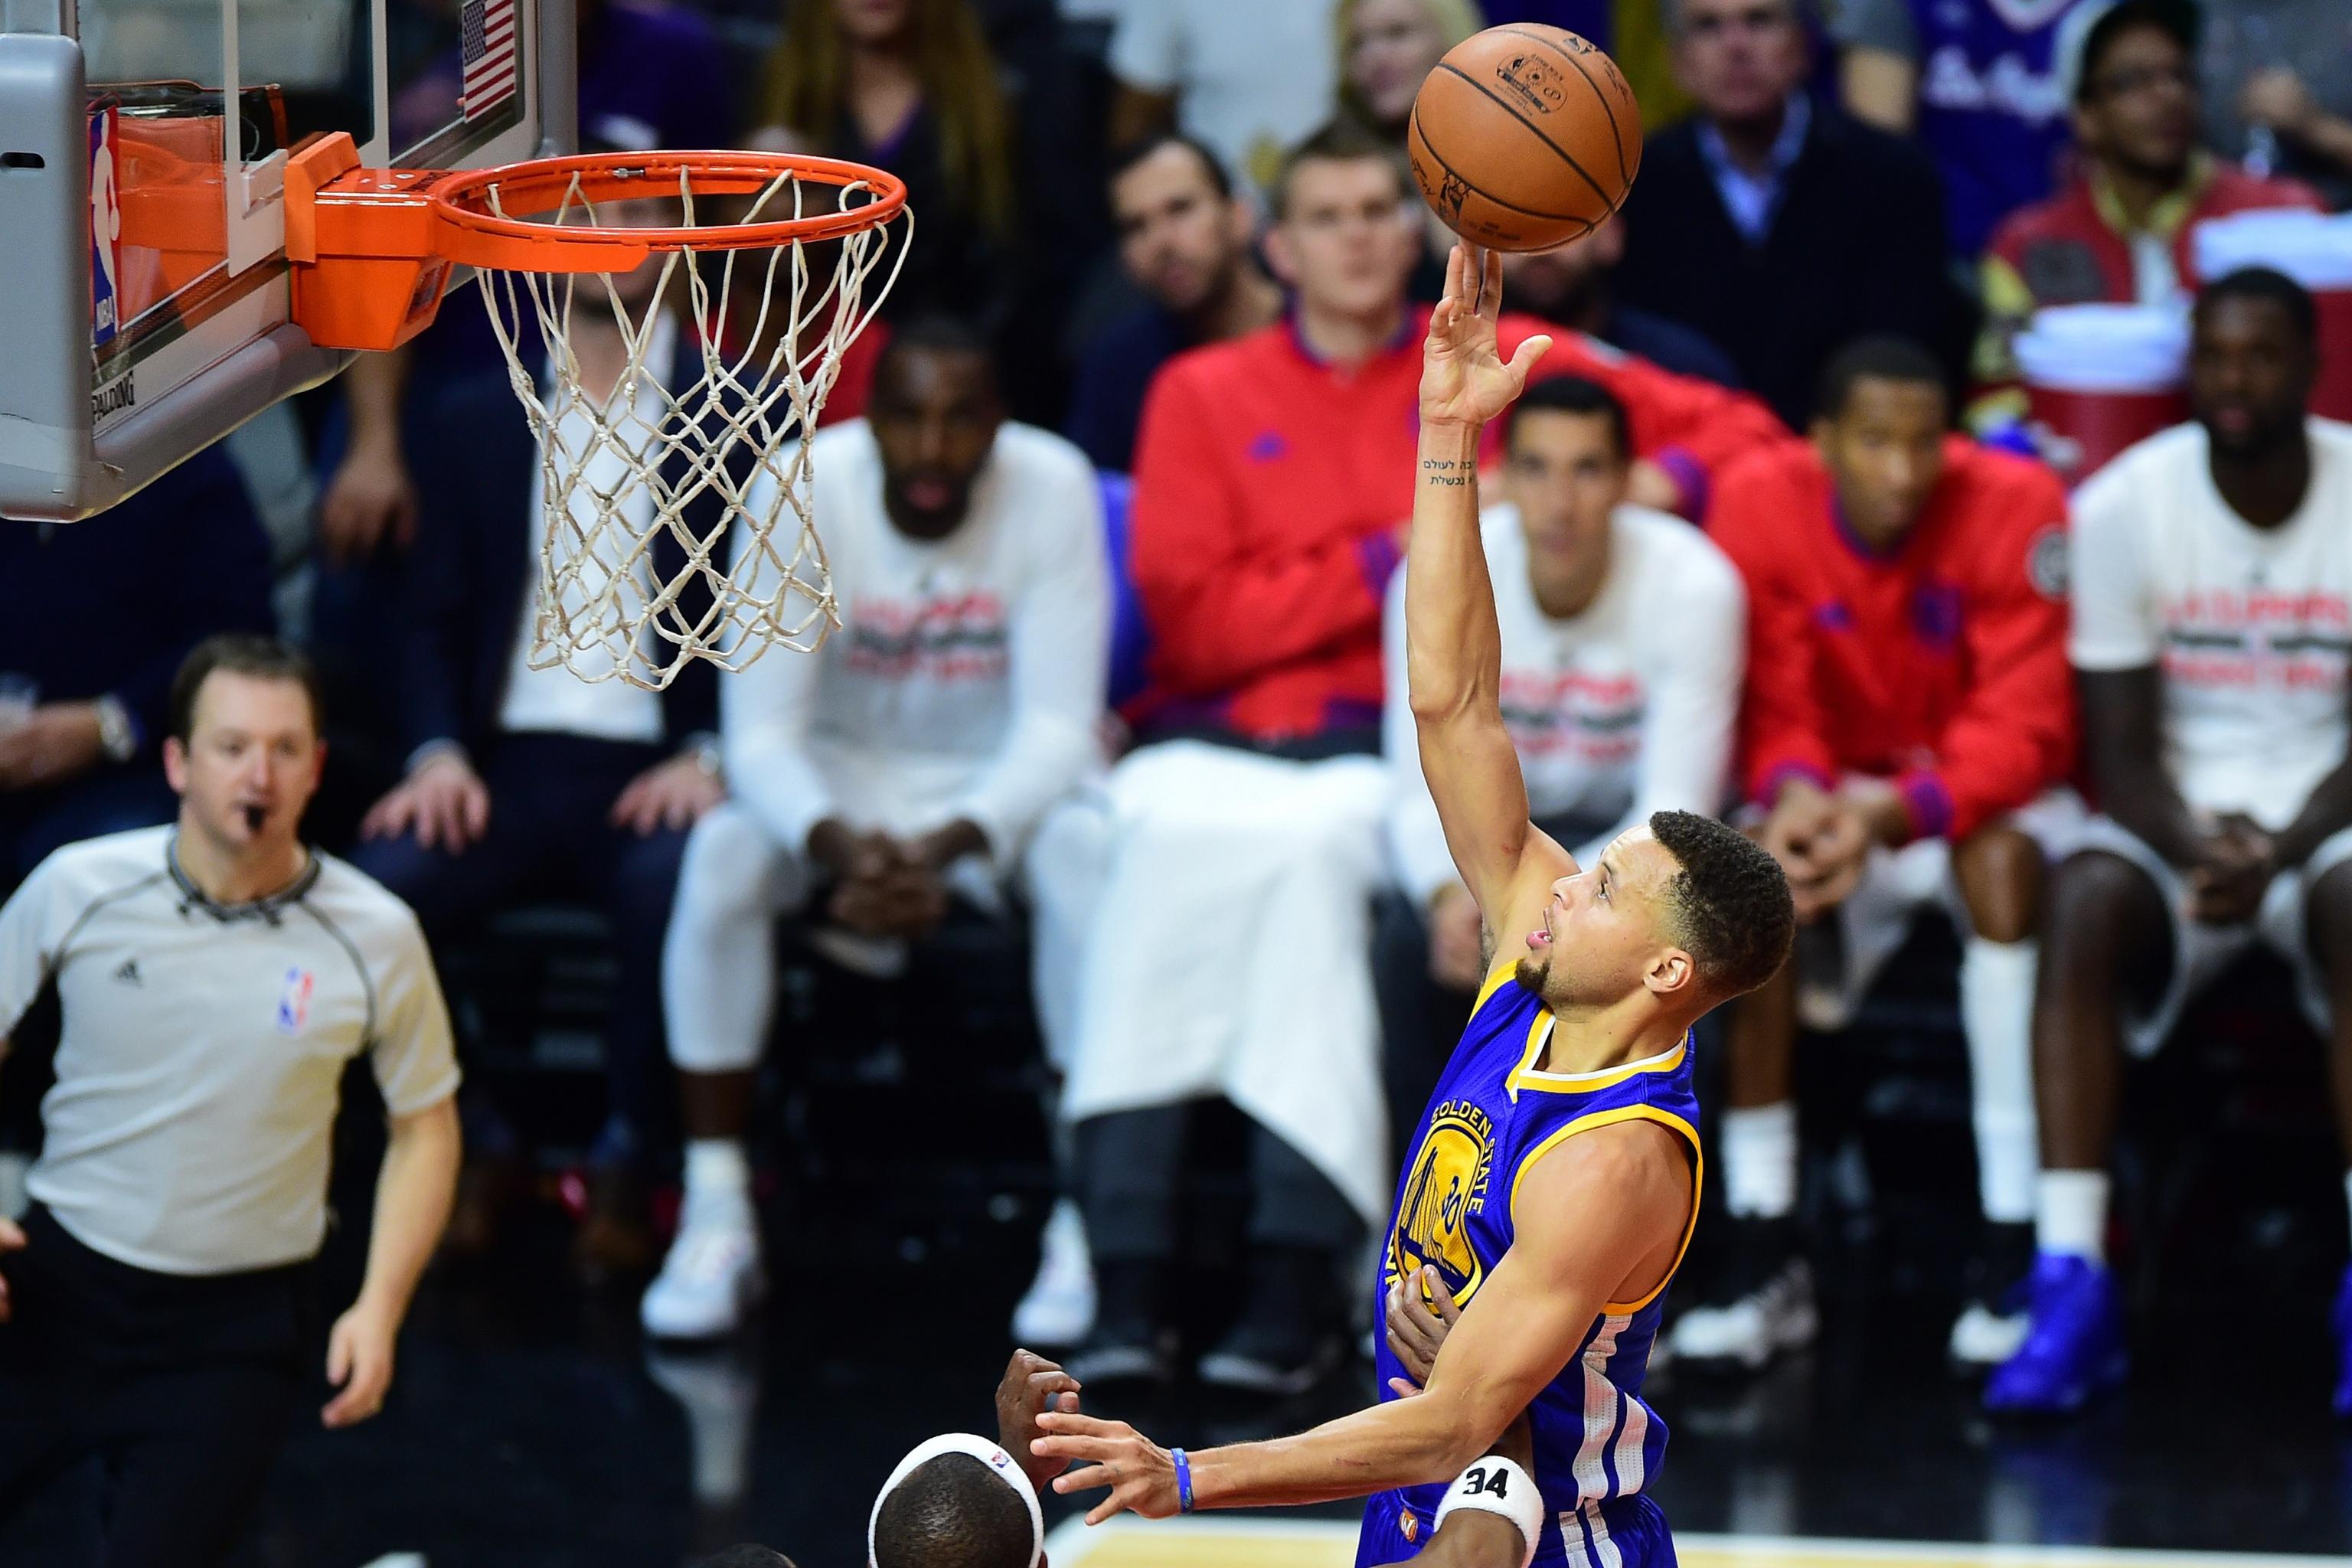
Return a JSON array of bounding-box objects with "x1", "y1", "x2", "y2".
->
[
  {"x1": 1794, "y1": 789, "x2": 2086, "y2": 1031},
  {"x1": 2067, "y1": 815, "x2": 2352, "y2": 1057},
  {"x1": 1357, "y1": 1488, "x2": 1676, "y2": 1568}
]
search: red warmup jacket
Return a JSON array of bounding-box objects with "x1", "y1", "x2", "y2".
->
[
  {"x1": 1125, "y1": 309, "x2": 1785, "y2": 742},
  {"x1": 1707, "y1": 438, "x2": 2074, "y2": 842}
]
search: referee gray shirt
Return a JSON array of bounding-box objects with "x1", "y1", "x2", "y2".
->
[{"x1": 0, "y1": 826, "x2": 460, "y2": 1276}]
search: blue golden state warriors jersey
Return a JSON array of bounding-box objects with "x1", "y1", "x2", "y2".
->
[{"x1": 1364, "y1": 967, "x2": 1700, "y2": 1568}]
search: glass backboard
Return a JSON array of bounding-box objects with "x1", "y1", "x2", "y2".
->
[{"x1": 0, "y1": 0, "x2": 570, "y2": 520}]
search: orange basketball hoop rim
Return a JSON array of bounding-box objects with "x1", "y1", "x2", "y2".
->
[{"x1": 281, "y1": 131, "x2": 909, "y2": 353}]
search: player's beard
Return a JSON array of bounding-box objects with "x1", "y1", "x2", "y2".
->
[{"x1": 1514, "y1": 946, "x2": 1556, "y2": 1001}]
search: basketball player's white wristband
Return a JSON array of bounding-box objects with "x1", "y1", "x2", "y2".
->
[{"x1": 1432, "y1": 1456, "x2": 1542, "y2": 1568}]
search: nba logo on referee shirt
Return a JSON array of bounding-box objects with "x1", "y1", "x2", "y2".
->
[{"x1": 276, "y1": 968, "x2": 314, "y2": 1034}]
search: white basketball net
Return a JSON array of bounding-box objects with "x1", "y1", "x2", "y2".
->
[{"x1": 475, "y1": 167, "x2": 908, "y2": 690}]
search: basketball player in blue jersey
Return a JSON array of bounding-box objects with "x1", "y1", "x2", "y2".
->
[{"x1": 1029, "y1": 245, "x2": 1795, "y2": 1567}]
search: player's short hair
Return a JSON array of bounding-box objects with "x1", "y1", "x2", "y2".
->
[
  {"x1": 1813, "y1": 335, "x2": 1949, "y2": 424},
  {"x1": 168, "y1": 635, "x2": 323, "y2": 745},
  {"x1": 1647, "y1": 810, "x2": 1794, "y2": 1001},
  {"x1": 1272, "y1": 119, "x2": 1413, "y2": 221},
  {"x1": 1109, "y1": 130, "x2": 1235, "y2": 201},
  {"x1": 692, "y1": 1549, "x2": 796, "y2": 1568},
  {"x1": 871, "y1": 1455, "x2": 1034, "y2": 1568},
  {"x1": 2195, "y1": 265, "x2": 2317, "y2": 345},
  {"x1": 874, "y1": 314, "x2": 1001, "y2": 397},
  {"x1": 1504, "y1": 376, "x2": 1630, "y2": 462}
]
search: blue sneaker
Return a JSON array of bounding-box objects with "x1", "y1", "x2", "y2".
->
[
  {"x1": 1983, "y1": 1253, "x2": 2127, "y2": 1414},
  {"x1": 2331, "y1": 1263, "x2": 2352, "y2": 1419}
]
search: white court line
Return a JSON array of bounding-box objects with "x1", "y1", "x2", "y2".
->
[{"x1": 1043, "y1": 1517, "x2": 2351, "y2": 1568}]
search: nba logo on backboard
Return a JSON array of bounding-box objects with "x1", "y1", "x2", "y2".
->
[
  {"x1": 276, "y1": 967, "x2": 314, "y2": 1034},
  {"x1": 88, "y1": 107, "x2": 121, "y2": 349}
]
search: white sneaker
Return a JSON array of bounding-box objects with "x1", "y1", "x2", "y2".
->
[
  {"x1": 1948, "y1": 1299, "x2": 2030, "y2": 1367},
  {"x1": 1670, "y1": 1257, "x2": 1818, "y2": 1370},
  {"x1": 1011, "y1": 1199, "x2": 1096, "y2": 1348},
  {"x1": 642, "y1": 1220, "x2": 766, "y2": 1341}
]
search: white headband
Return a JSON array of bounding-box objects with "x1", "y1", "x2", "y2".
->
[{"x1": 867, "y1": 1432, "x2": 1044, "y2": 1568}]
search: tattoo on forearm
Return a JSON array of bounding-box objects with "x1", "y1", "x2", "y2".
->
[{"x1": 1421, "y1": 458, "x2": 1470, "y2": 488}]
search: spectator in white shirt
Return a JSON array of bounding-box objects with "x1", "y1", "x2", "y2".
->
[
  {"x1": 642, "y1": 318, "x2": 1112, "y2": 1341},
  {"x1": 1375, "y1": 376, "x2": 1745, "y2": 1160},
  {"x1": 1106, "y1": 0, "x2": 1341, "y2": 198},
  {"x1": 1991, "y1": 267, "x2": 2352, "y2": 1416}
]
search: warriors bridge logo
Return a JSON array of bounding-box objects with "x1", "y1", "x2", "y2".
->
[{"x1": 1388, "y1": 1099, "x2": 1496, "y2": 1309}]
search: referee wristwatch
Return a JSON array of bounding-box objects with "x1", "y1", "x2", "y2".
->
[{"x1": 93, "y1": 695, "x2": 137, "y2": 763}]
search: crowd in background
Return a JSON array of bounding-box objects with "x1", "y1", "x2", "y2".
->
[{"x1": 9, "y1": 0, "x2": 2352, "y2": 1429}]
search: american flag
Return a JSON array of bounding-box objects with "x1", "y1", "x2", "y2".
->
[{"x1": 461, "y1": 0, "x2": 518, "y2": 121}]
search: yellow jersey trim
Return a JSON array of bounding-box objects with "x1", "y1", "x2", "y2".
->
[
  {"x1": 1508, "y1": 1027, "x2": 1689, "y2": 1097},
  {"x1": 1473, "y1": 962, "x2": 1521, "y2": 1011},
  {"x1": 1507, "y1": 1105, "x2": 1704, "y2": 1315}
]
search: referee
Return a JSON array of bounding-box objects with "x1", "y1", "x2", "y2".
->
[{"x1": 0, "y1": 635, "x2": 461, "y2": 1566}]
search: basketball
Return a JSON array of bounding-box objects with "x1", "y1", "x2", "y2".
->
[{"x1": 1406, "y1": 24, "x2": 1642, "y2": 253}]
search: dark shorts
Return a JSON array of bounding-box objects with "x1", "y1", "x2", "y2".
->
[{"x1": 1357, "y1": 1486, "x2": 1676, "y2": 1568}]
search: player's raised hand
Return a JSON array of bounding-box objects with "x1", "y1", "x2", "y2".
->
[
  {"x1": 995, "y1": 1349, "x2": 1083, "y2": 1491},
  {"x1": 1032, "y1": 1410, "x2": 1182, "y2": 1524},
  {"x1": 1420, "y1": 243, "x2": 1552, "y2": 431}
]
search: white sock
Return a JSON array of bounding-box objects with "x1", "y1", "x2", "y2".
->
[
  {"x1": 1721, "y1": 1101, "x2": 1798, "y2": 1220},
  {"x1": 2037, "y1": 1170, "x2": 2109, "y2": 1263},
  {"x1": 1960, "y1": 936, "x2": 2040, "y2": 1226},
  {"x1": 683, "y1": 1139, "x2": 752, "y2": 1230}
]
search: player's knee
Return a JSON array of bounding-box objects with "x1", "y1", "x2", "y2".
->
[
  {"x1": 1954, "y1": 824, "x2": 2043, "y2": 945},
  {"x1": 673, "y1": 805, "x2": 781, "y2": 926},
  {"x1": 2302, "y1": 861, "x2": 2352, "y2": 981},
  {"x1": 2043, "y1": 851, "x2": 2157, "y2": 967}
]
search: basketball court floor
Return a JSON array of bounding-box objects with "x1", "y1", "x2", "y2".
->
[{"x1": 236, "y1": 1204, "x2": 2351, "y2": 1568}]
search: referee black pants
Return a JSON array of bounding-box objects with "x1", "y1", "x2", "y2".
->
[{"x1": 0, "y1": 1207, "x2": 310, "y2": 1568}]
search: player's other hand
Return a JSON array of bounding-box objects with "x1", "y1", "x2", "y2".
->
[
  {"x1": 610, "y1": 753, "x2": 725, "y2": 836},
  {"x1": 2187, "y1": 812, "x2": 2275, "y2": 926},
  {"x1": 0, "y1": 1216, "x2": 24, "y2": 1325},
  {"x1": 996, "y1": 1349, "x2": 1083, "y2": 1491},
  {"x1": 361, "y1": 750, "x2": 491, "y2": 852},
  {"x1": 1385, "y1": 1263, "x2": 1463, "y2": 1394},
  {"x1": 1420, "y1": 245, "x2": 1552, "y2": 431},
  {"x1": 1032, "y1": 1411, "x2": 1181, "y2": 1524},
  {"x1": 322, "y1": 1296, "x2": 399, "y2": 1428},
  {"x1": 1427, "y1": 884, "x2": 1487, "y2": 992}
]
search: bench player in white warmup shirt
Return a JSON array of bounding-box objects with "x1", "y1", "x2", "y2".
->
[
  {"x1": 1377, "y1": 374, "x2": 1744, "y2": 1161},
  {"x1": 643, "y1": 318, "x2": 1111, "y2": 1339},
  {"x1": 0, "y1": 636, "x2": 460, "y2": 1566},
  {"x1": 1989, "y1": 268, "x2": 2352, "y2": 1416}
]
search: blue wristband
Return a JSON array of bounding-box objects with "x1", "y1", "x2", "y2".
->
[{"x1": 1172, "y1": 1447, "x2": 1194, "y2": 1514}]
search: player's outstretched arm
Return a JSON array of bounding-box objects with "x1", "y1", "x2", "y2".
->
[
  {"x1": 1033, "y1": 1119, "x2": 1689, "y2": 1520},
  {"x1": 1406, "y1": 245, "x2": 1557, "y2": 928}
]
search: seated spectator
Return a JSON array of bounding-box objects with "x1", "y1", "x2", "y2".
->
[
  {"x1": 1042, "y1": 123, "x2": 1782, "y2": 1394},
  {"x1": 1833, "y1": 0, "x2": 2096, "y2": 261},
  {"x1": 1106, "y1": 0, "x2": 1338, "y2": 198},
  {"x1": 2205, "y1": 2, "x2": 2352, "y2": 206},
  {"x1": 1684, "y1": 338, "x2": 2076, "y2": 1375},
  {"x1": 1500, "y1": 222, "x2": 1743, "y2": 388},
  {"x1": 640, "y1": 318, "x2": 1109, "y2": 1341},
  {"x1": 1976, "y1": 0, "x2": 2321, "y2": 412},
  {"x1": 1618, "y1": 0, "x2": 1957, "y2": 430},
  {"x1": 1374, "y1": 377, "x2": 1746, "y2": 1168},
  {"x1": 1335, "y1": 0, "x2": 1486, "y2": 288},
  {"x1": 1988, "y1": 270, "x2": 2352, "y2": 1416},
  {"x1": 1067, "y1": 133, "x2": 1282, "y2": 474},
  {"x1": 349, "y1": 240, "x2": 727, "y2": 1280},
  {"x1": 0, "y1": 449, "x2": 272, "y2": 893}
]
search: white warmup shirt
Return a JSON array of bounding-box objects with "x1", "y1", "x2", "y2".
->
[
  {"x1": 1383, "y1": 503, "x2": 1748, "y2": 906},
  {"x1": 724, "y1": 419, "x2": 1112, "y2": 867},
  {"x1": 0, "y1": 828, "x2": 460, "y2": 1276},
  {"x1": 495, "y1": 312, "x2": 678, "y2": 742},
  {"x1": 1108, "y1": 0, "x2": 1338, "y2": 196},
  {"x1": 2071, "y1": 417, "x2": 2352, "y2": 830}
]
